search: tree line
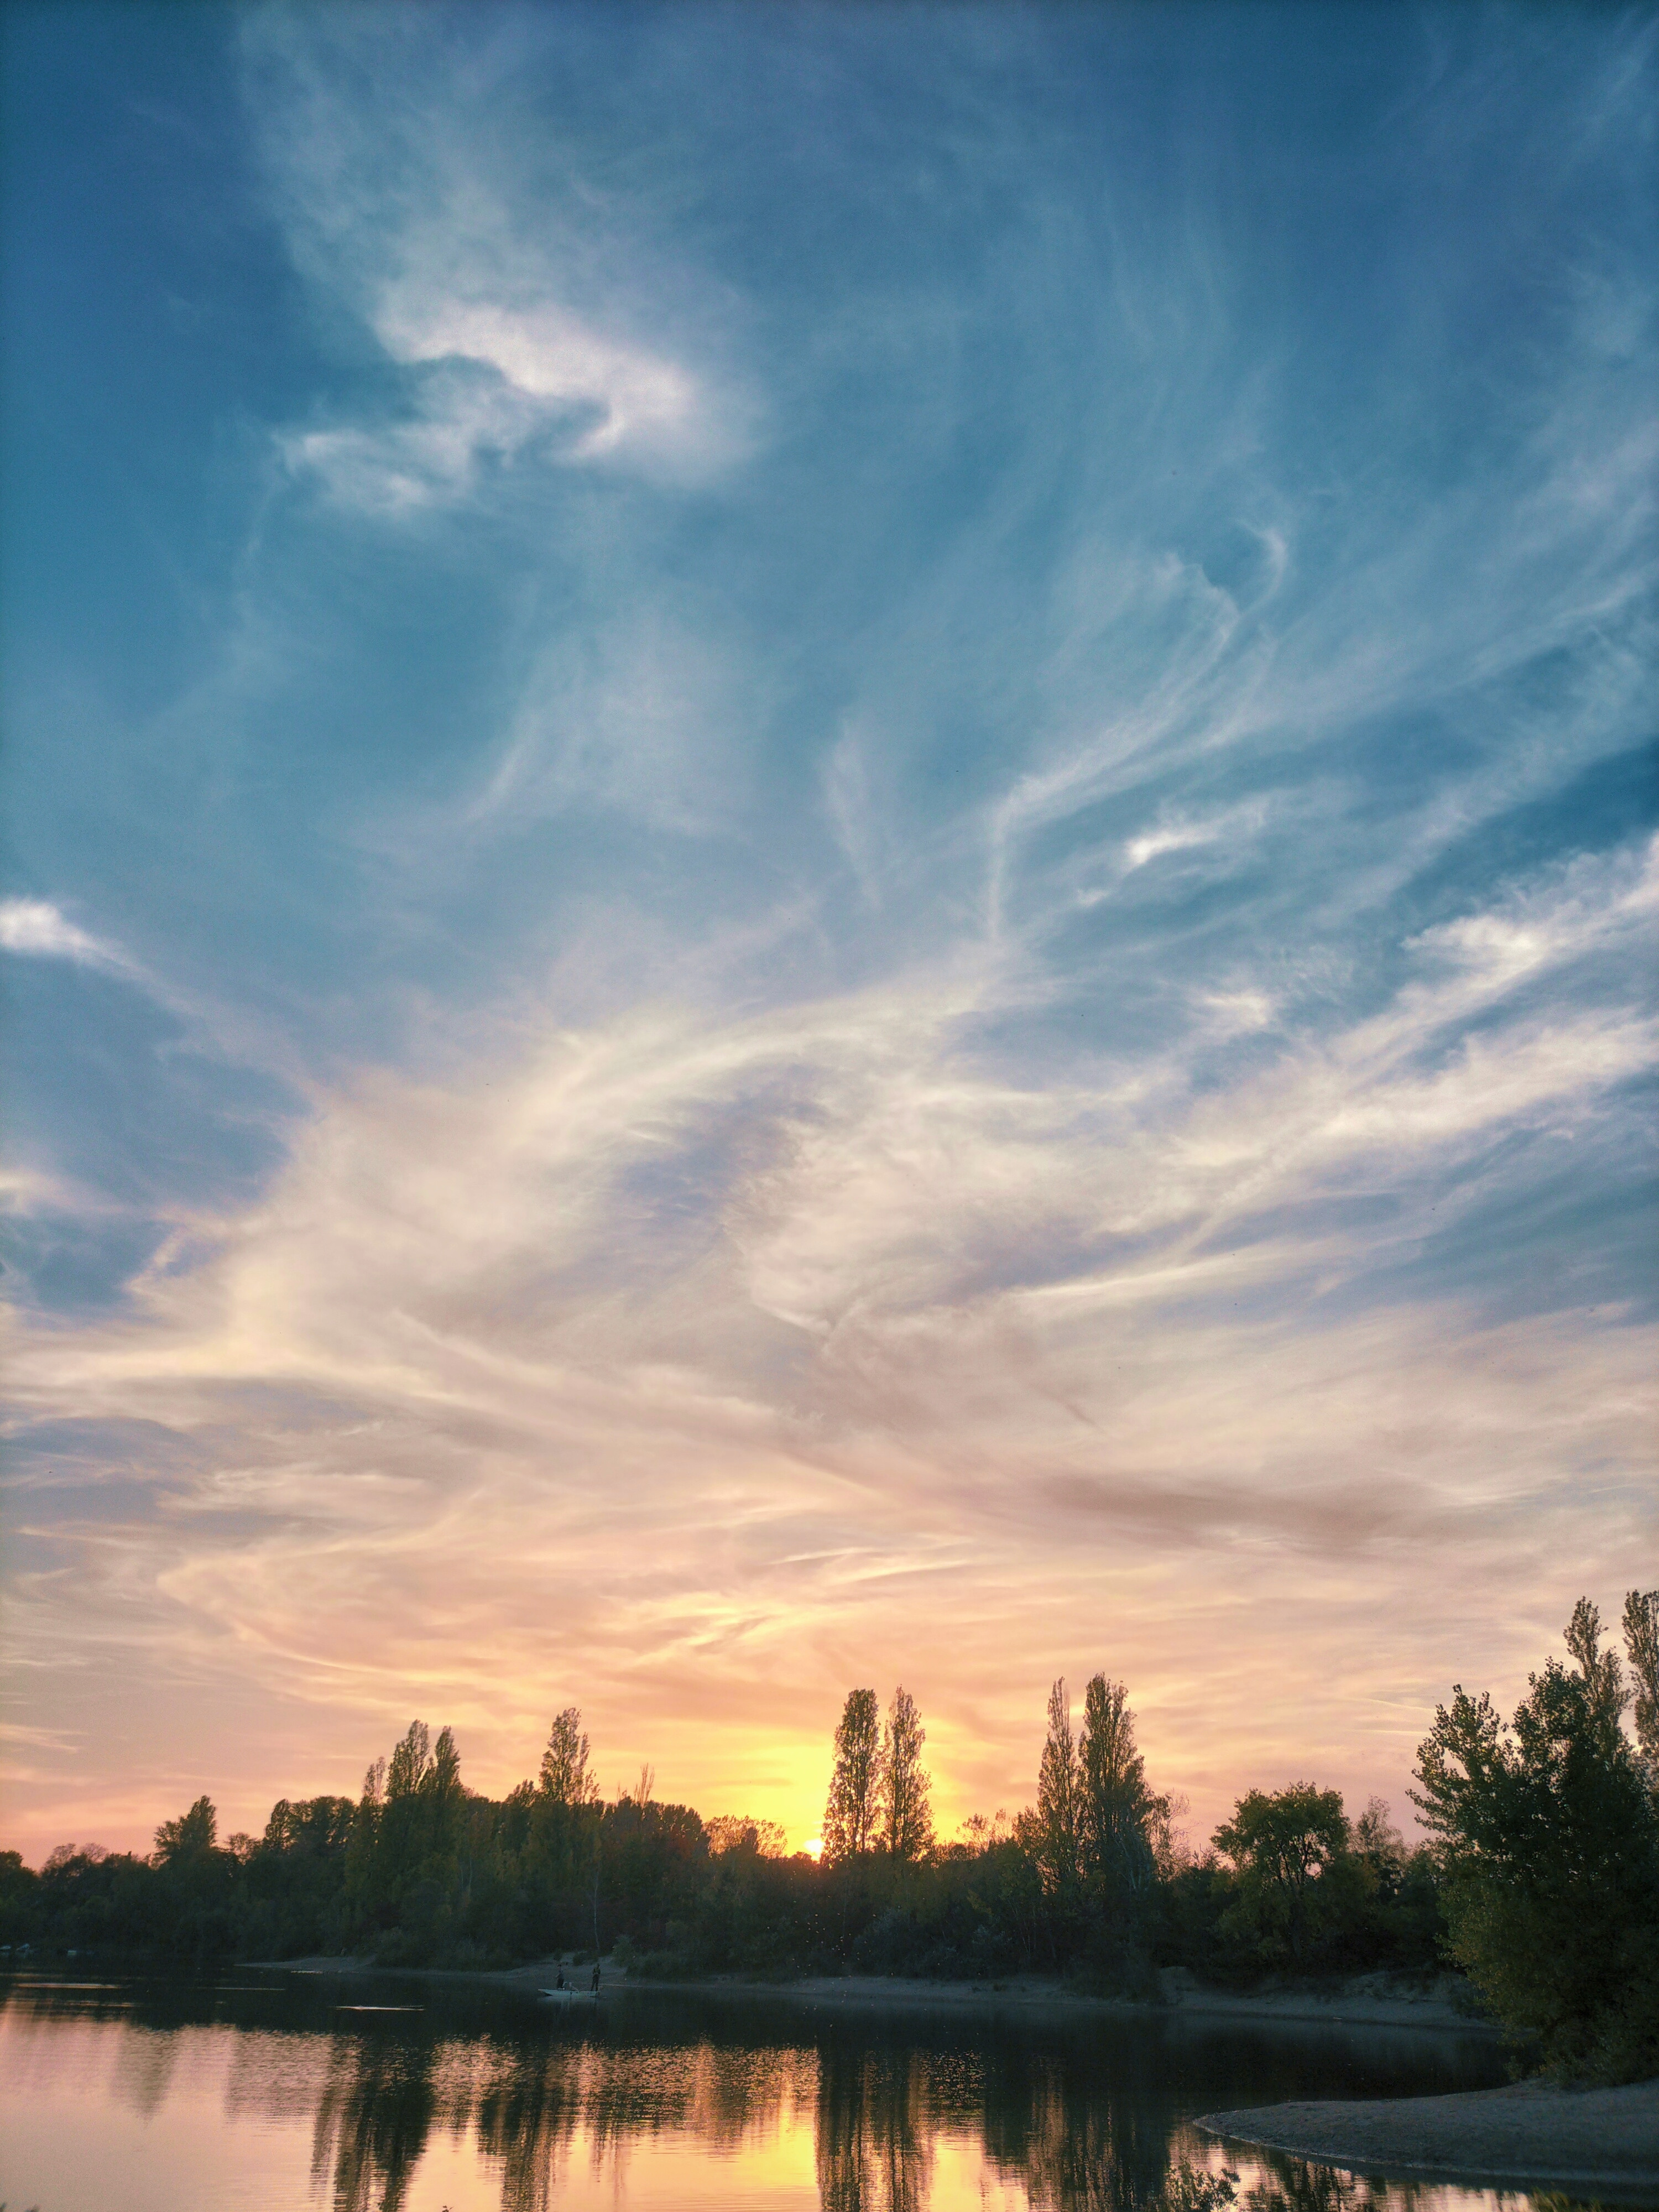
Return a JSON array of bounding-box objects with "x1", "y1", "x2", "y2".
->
[{"x1": 3, "y1": 1591, "x2": 1654, "y2": 2082}]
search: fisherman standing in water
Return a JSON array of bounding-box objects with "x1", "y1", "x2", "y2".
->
[{"x1": 591, "y1": 1963, "x2": 601, "y2": 1994}]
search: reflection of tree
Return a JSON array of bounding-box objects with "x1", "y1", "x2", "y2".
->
[
  {"x1": 814, "y1": 2037, "x2": 932, "y2": 2212},
  {"x1": 684, "y1": 2040, "x2": 805, "y2": 2150},
  {"x1": 1239, "y1": 2153, "x2": 1401, "y2": 2212},
  {"x1": 1020, "y1": 2083, "x2": 1154, "y2": 2211},
  {"x1": 977, "y1": 2039, "x2": 1172, "y2": 2212},
  {"x1": 111, "y1": 2022, "x2": 181, "y2": 2120},
  {"x1": 474, "y1": 2056, "x2": 581, "y2": 2212},
  {"x1": 298, "y1": 2008, "x2": 822, "y2": 2212},
  {"x1": 310, "y1": 2036, "x2": 437, "y2": 2212},
  {"x1": 10, "y1": 1978, "x2": 1500, "y2": 2212},
  {"x1": 580, "y1": 2042, "x2": 696, "y2": 2158}
]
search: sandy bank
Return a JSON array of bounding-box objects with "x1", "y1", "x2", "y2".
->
[
  {"x1": 260, "y1": 1957, "x2": 1493, "y2": 2035},
  {"x1": 1198, "y1": 2077, "x2": 1659, "y2": 2195}
]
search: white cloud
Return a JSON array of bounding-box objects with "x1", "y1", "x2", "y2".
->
[
  {"x1": 467, "y1": 609, "x2": 754, "y2": 832},
  {"x1": 0, "y1": 899, "x2": 127, "y2": 971},
  {"x1": 9, "y1": 5, "x2": 1652, "y2": 1862},
  {"x1": 284, "y1": 302, "x2": 740, "y2": 511},
  {"x1": 6, "y1": 838, "x2": 1652, "y2": 1851},
  {"x1": 379, "y1": 296, "x2": 701, "y2": 462},
  {"x1": 1114, "y1": 799, "x2": 1271, "y2": 883},
  {"x1": 1123, "y1": 818, "x2": 1223, "y2": 872},
  {"x1": 1407, "y1": 832, "x2": 1659, "y2": 994},
  {"x1": 247, "y1": 13, "x2": 751, "y2": 507},
  {"x1": 822, "y1": 723, "x2": 892, "y2": 906}
]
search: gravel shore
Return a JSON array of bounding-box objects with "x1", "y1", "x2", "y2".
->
[{"x1": 1198, "y1": 2076, "x2": 1659, "y2": 2195}]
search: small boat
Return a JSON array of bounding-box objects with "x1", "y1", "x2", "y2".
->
[{"x1": 538, "y1": 1984, "x2": 601, "y2": 2007}]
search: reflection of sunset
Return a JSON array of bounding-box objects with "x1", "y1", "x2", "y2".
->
[
  {"x1": 4, "y1": 1976, "x2": 1500, "y2": 2209},
  {"x1": 4, "y1": 0, "x2": 1653, "y2": 1877}
]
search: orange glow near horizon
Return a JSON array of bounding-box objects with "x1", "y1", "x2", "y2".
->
[
  {"x1": 2, "y1": 1585, "x2": 1629, "y2": 1871},
  {"x1": 3, "y1": 6, "x2": 1653, "y2": 1891}
]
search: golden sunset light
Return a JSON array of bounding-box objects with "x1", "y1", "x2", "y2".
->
[{"x1": 3, "y1": 7, "x2": 1656, "y2": 2204}]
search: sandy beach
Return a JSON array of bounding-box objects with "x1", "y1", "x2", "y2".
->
[{"x1": 1198, "y1": 2077, "x2": 1659, "y2": 2195}]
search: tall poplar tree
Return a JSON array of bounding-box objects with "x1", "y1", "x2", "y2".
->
[
  {"x1": 386, "y1": 1720, "x2": 431, "y2": 1801},
  {"x1": 539, "y1": 1708, "x2": 598, "y2": 1806},
  {"x1": 1624, "y1": 1588, "x2": 1659, "y2": 1778},
  {"x1": 1031, "y1": 1678, "x2": 1078, "y2": 1900},
  {"x1": 1077, "y1": 1675, "x2": 1156, "y2": 1899},
  {"x1": 823, "y1": 1689, "x2": 884, "y2": 1861},
  {"x1": 881, "y1": 1687, "x2": 933, "y2": 1863}
]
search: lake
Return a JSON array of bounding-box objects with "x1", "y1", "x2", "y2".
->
[{"x1": 0, "y1": 1969, "x2": 1526, "y2": 2212}]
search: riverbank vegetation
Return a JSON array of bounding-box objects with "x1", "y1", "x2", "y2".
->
[
  {"x1": 1412, "y1": 1592, "x2": 1659, "y2": 2083},
  {"x1": 4, "y1": 1594, "x2": 1653, "y2": 2080}
]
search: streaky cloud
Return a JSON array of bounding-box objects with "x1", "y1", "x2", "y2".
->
[{"x1": 0, "y1": 899, "x2": 130, "y2": 973}]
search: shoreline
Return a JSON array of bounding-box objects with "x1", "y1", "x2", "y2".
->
[
  {"x1": 253, "y1": 1956, "x2": 1499, "y2": 2036},
  {"x1": 1197, "y1": 2077, "x2": 1659, "y2": 2197}
]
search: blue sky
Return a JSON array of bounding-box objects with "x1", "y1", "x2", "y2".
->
[{"x1": 2, "y1": 2, "x2": 1655, "y2": 1858}]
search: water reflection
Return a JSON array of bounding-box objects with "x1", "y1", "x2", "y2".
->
[
  {"x1": 978, "y1": 2039, "x2": 1180, "y2": 2212},
  {"x1": 312, "y1": 2037, "x2": 440, "y2": 2212},
  {"x1": 0, "y1": 1973, "x2": 1524, "y2": 2212},
  {"x1": 816, "y1": 2040, "x2": 932, "y2": 2212},
  {"x1": 472, "y1": 2055, "x2": 581, "y2": 2212}
]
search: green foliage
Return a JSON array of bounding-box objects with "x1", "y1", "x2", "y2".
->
[
  {"x1": 1412, "y1": 1600, "x2": 1659, "y2": 2082},
  {"x1": 1212, "y1": 1785, "x2": 1351, "y2": 1968}
]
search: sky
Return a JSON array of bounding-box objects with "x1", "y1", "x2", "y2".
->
[{"x1": 1, "y1": 2, "x2": 1655, "y2": 1867}]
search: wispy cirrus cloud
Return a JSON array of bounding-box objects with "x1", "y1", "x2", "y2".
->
[
  {"x1": 7, "y1": 836, "x2": 1653, "y2": 1845},
  {"x1": 246, "y1": 8, "x2": 752, "y2": 507},
  {"x1": 0, "y1": 899, "x2": 131, "y2": 973},
  {"x1": 282, "y1": 303, "x2": 735, "y2": 512},
  {"x1": 3, "y1": 3, "x2": 1653, "y2": 1865}
]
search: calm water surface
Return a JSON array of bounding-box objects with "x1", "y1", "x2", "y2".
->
[{"x1": 0, "y1": 1970, "x2": 1529, "y2": 2212}]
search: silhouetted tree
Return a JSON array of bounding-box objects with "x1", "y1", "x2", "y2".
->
[
  {"x1": 1564, "y1": 1597, "x2": 1626, "y2": 1727},
  {"x1": 1624, "y1": 1587, "x2": 1659, "y2": 1779},
  {"x1": 0, "y1": 1848, "x2": 38, "y2": 1947},
  {"x1": 1025, "y1": 1679, "x2": 1079, "y2": 1910},
  {"x1": 1077, "y1": 1676, "x2": 1157, "y2": 1902},
  {"x1": 824, "y1": 1690, "x2": 884, "y2": 1862},
  {"x1": 386, "y1": 1721, "x2": 431, "y2": 1802},
  {"x1": 881, "y1": 1688, "x2": 933, "y2": 1864},
  {"x1": 12, "y1": 1662, "x2": 1457, "y2": 1987},
  {"x1": 539, "y1": 1709, "x2": 598, "y2": 1807},
  {"x1": 706, "y1": 1815, "x2": 787, "y2": 1858},
  {"x1": 153, "y1": 1795, "x2": 218, "y2": 1865},
  {"x1": 149, "y1": 1794, "x2": 237, "y2": 1958}
]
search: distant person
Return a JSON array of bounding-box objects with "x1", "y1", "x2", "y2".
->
[
  {"x1": 555, "y1": 1966, "x2": 565, "y2": 1990},
  {"x1": 591, "y1": 1963, "x2": 601, "y2": 1994}
]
